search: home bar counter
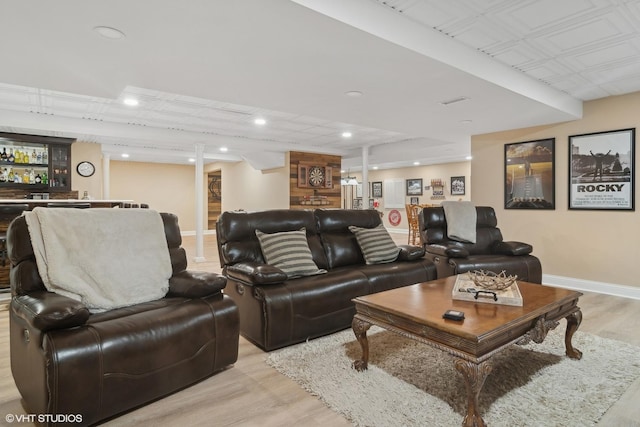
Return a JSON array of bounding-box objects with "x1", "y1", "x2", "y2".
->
[
  {"x1": 0, "y1": 199, "x2": 135, "y2": 290},
  {"x1": 0, "y1": 199, "x2": 134, "y2": 208}
]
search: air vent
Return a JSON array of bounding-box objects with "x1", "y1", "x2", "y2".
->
[{"x1": 439, "y1": 97, "x2": 469, "y2": 106}]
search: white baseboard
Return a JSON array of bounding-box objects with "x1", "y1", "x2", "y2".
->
[
  {"x1": 543, "y1": 274, "x2": 640, "y2": 301},
  {"x1": 181, "y1": 230, "x2": 216, "y2": 237}
]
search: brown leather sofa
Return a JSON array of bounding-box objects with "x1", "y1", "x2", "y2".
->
[
  {"x1": 419, "y1": 206, "x2": 542, "y2": 283},
  {"x1": 7, "y1": 212, "x2": 240, "y2": 426},
  {"x1": 216, "y1": 208, "x2": 437, "y2": 351}
]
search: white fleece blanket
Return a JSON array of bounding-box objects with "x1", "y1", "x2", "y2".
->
[
  {"x1": 25, "y1": 207, "x2": 171, "y2": 312},
  {"x1": 442, "y1": 201, "x2": 477, "y2": 243}
]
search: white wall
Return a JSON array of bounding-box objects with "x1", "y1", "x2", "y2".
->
[
  {"x1": 109, "y1": 160, "x2": 196, "y2": 229},
  {"x1": 471, "y1": 91, "x2": 640, "y2": 291},
  {"x1": 350, "y1": 161, "x2": 471, "y2": 232},
  {"x1": 208, "y1": 159, "x2": 290, "y2": 213}
]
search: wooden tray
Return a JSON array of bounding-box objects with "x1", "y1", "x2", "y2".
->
[{"x1": 452, "y1": 273, "x2": 523, "y2": 306}]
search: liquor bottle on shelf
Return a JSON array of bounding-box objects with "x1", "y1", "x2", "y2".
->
[
  {"x1": 35, "y1": 173, "x2": 42, "y2": 184},
  {"x1": 42, "y1": 171, "x2": 48, "y2": 185},
  {"x1": 1, "y1": 148, "x2": 6, "y2": 162},
  {"x1": 23, "y1": 169, "x2": 30, "y2": 184},
  {"x1": 8, "y1": 168, "x2": 14, "y2": 182},
  {"x1": 0, "y1": 168, "x2": 6, "y2": 182},
  {"x1": 42, "y1": 149, "x2": 48, "y2": 164},
  {"x1": 31, "y1": 149, "x2": 37, "y2": 163},
  {"x1": 36, "y1": 150, "x2": 42, "y2": 163},
  {"x1": 29, "y1": 169, "x2": 35, "y2": 184},
  {"x1": 8, "y1": 148, "x2": 14, "y2": 163}
]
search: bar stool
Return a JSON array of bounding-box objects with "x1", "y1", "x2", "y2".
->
[{"x1": 0, "y1": 204, "x2": 30, "y2": 267}]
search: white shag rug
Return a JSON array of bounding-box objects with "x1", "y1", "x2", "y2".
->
[{"x1": 267, "y1": 326, "x2": 640, "y2": 427}]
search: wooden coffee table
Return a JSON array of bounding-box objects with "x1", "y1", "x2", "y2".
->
[{"x1": 351, "y1": 276, "x2": 583, "y2": 427}]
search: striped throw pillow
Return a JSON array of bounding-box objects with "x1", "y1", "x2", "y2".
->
[
  {"x1": 349, "y1": 224, "x2": 400, "y2": 265},
  {"x1": 255, "y1": 228, "x2": 327, "y2": 279}
]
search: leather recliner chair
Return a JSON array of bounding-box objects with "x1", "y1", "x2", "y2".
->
[
  {"x1": 419, "y1": 206, "x2": 542, "y2": 283},
  {"x1": 7, "y1": 212, "x2": 240, "y2": 426}
]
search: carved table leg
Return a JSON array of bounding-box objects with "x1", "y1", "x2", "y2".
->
[
  {"x1": 565, "y1": 308, "x2": 583, "y2": 360},
  {"x1": 454, "y1": 359, "x2": 493, "y2": 427},
  {"x1": 352, "y1": 316, "x2": 372, "y2": 371}
]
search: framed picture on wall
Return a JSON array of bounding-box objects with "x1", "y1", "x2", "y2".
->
[
  {"x1": 406, "y1": 178, "x2": 423, "y2": 196},
  {"x1": 410, "y1": 197, "x2": 419, "y2": 205},
  {"x1": 504, "y1": 138, "x2": 555, "y2": 210},
  {"x1": 450, "y1": 176, "x2": 465, "y2": 196},
  {"x1": 372, "y1": 181, "x2": 383, "y2": 198},
  {"x1": 568, "y1": 128, "x2": 635, "y2": 211}
]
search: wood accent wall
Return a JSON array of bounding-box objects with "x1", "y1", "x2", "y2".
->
[
  {"x1": 289, "y1": 151, "x2": 341, "y2": 209},
  {"x1": 207, "y1": 171, "x2": 221, "y2": 230}
]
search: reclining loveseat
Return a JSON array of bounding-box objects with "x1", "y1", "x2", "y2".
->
[
  {"x1": 216, "y1": 208, "x2": 437, "y2": 351},
  {"x1": 419, "y1": 205, "x2": 542, "y2": 283},
  {"x1": 7, "y1": 211, "x2": 239, "y2": 426}
]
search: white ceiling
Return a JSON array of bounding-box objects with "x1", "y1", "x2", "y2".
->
[{"x1": 0, "y1": 0, "x2": 639, "y2": 170}]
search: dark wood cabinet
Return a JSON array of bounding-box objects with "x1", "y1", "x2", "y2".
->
[{"x1": 0, "y1": 132, "x2": 74, "y2": 192}]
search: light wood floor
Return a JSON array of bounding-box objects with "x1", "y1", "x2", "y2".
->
[{"x1": 0, "y1": 234, "x2": 639, "y2": 426}]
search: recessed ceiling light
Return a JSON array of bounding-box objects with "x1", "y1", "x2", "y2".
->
[
  {"x1": 121, "y1": 153, "x2": 130, "y2": 158},
  {"x1": 123, "y1": 98, "x2": 139, "y2": 106},
  {"x1": 341, "y1": 131, "x2": 352, "y2": 138},
  {"x1": 466, "y1": 156, "x2": 473, "y2": 160},
  {"x1": 372, "y1": 166, "x2": 379, "y2": 170},
  {"x1": 460, "y1": 119, "x2": 473, "y2": 125},
  {"x1": 413, "y1": 161, "x2": 420, "y2": 166},
  {"x1": 345, "y1": 91, "x2": 363, "y2": 97},
  {"x1": 188, "y1": 158, "x2": 195, "y2": 163},
  {"x1": 219, "y1": 147, "x2": 228, "y2": 152},
  {"x1": 93, "y1": 26, "x2": 126, "y2": 40},
  {"x1": 254, "y1": 118, "x2": 267, "y2": 125}
]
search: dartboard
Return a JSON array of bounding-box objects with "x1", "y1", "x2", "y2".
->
[{"x1": 308, "y1": 166, "x2": 325, "y2": 187}]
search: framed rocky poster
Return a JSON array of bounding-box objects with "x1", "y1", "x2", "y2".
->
[
  {"x1": 504, "y1": 138, "x2": 555, "y2": 209},
  {"x1": 569, "y1": 128, "x2": 635, "y2": 210}
]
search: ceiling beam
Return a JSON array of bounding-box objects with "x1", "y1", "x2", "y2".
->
[{"x1": 292, "y1": 0, "x2": 583, "y2": 119}]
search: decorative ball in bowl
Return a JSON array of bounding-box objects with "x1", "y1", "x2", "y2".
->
[{"x1": 468, "y1": 270, "x2": 517, "y2": 291}]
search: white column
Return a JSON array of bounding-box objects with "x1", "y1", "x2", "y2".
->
[
  {"x1": 194, "y1": 144, "x2": 206, "y2": 262},
  {"x1": 361, "y1": 146, "x2": 369, "y2": 209},
  {"x1": 102, "y1": 153, "x2": 110, "y2": 199}
]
